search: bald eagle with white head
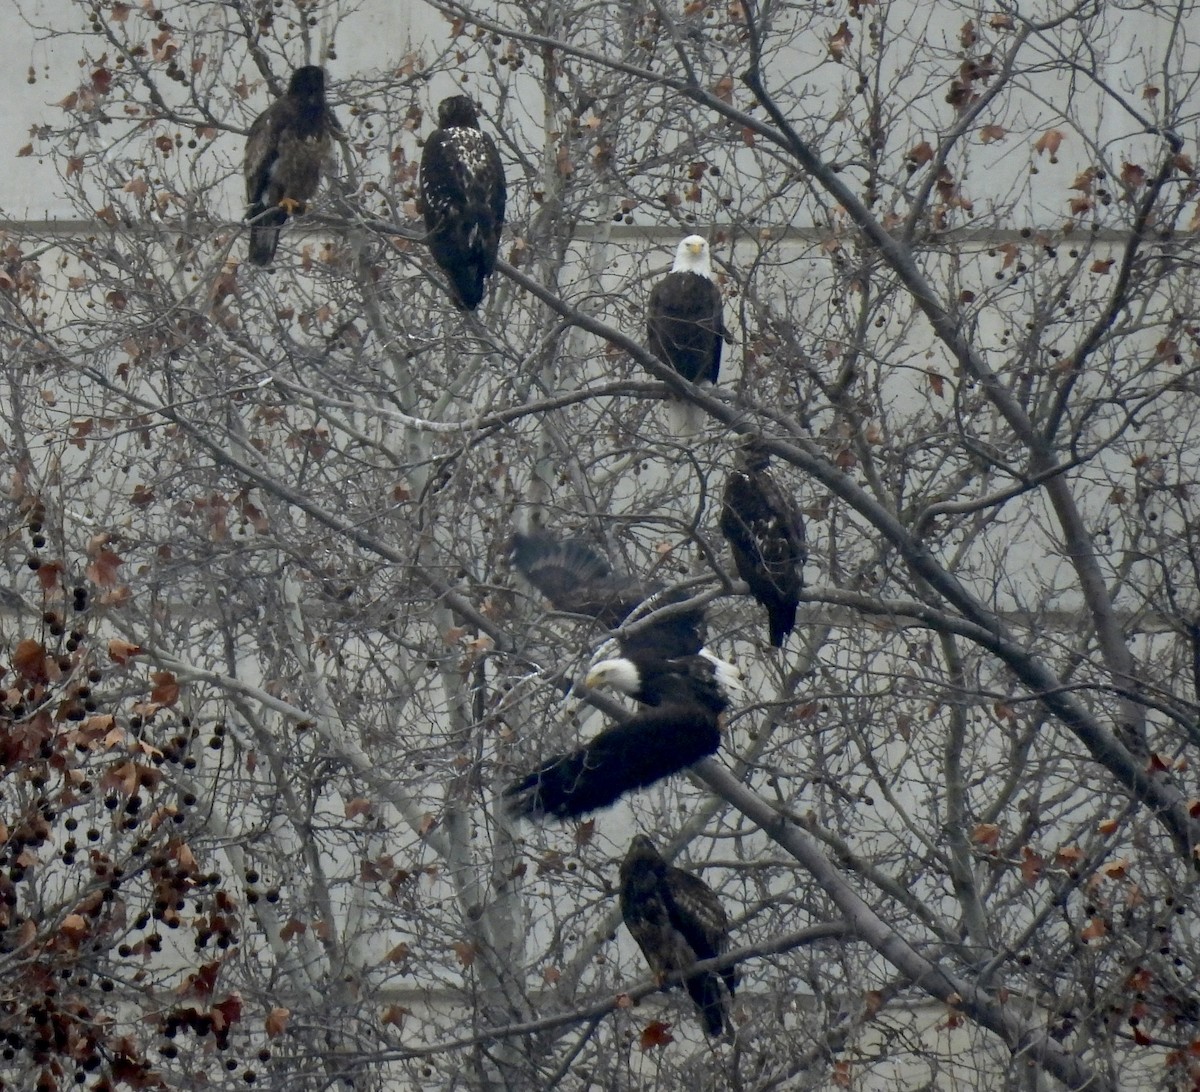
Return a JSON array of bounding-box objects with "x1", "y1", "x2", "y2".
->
[
  {"x1": 584, "y1": 650, "x2": 741, "y2": 715},
  {"x1": 503, "y1": 529, "x2": 741, "y2": 822},
  {"x1": 420, "y1": 96, "x2": 506, "y2": 310},
  {"x1": 647, "y1": 235, "x2": 729, "y2": 434}
]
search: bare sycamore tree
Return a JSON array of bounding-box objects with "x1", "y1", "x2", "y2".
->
[{"x1": 3, "y1": 0, "x2": 1200, "y2": 1088}]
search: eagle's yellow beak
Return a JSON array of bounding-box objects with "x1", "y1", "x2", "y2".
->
[{"x1": 687, "y1": 241, "x2": 704, "y2": 255}]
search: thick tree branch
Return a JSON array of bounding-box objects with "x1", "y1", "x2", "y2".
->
[{"x1": 695, "y1": 760, "x2": 1107, "y2": 1091}]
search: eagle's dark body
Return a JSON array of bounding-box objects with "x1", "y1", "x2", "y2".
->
[
  {"x1": 502, "y1": 707, "x2": 720, "y2": 822},
  {"x1": 720, "y1": 442, "x2": 806, "y2": 647},
  {"x1": 619, "y1": 835, "x2": 736, "y2": 1036},
  {"x1": 420, "y1": 96, "x2": 506, "y2": 310},
  {"x1": 244, "y1": 66, "x2": 334, "y2": 268},
  {"x1": 648, "y1": 271, "x2": 725, "y2": 385}
]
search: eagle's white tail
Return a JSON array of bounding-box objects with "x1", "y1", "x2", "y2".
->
[{"x1": 666, "y1": 398, "x2": 706, "y2": 436}]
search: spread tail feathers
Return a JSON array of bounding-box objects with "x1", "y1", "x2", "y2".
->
[{"x1": 503, "y1": 707, "x2": 720, "y2": 821}]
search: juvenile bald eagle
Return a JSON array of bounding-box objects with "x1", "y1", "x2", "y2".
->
[
  {"x1": 720, "y1": 440, "x2": 806, "y2": 647},
  {"x1": 244, "y1": 65, "x2": 334, "y2": 268},
  {"x1": 503, "y1": 706, "x2": 720, "y2": 822},
  {"x1": 420, "y1": 96, "x2": 506, "y2": 310},
  {"x1": 619, "y1": 835, "x2": 737, "y2": 1036},
  {"x1": 510, "y1": 530, "x2": 705, "y2": 661},
  {"x1": 647, "y1": 235, "x2": 728, "y2": 434}
]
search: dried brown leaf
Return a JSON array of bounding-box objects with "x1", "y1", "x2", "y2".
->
[
  {"x1": 1033, "y1": 128, "x2": 1064, "y2": 161},
  {"x1": 828, "y1": 20, "x2": 853, "y2": 61},
  {"x1": 12, "y1": 639, "x2": 49, "y2": 683},
  {"x1": 971, "y1": 823, "x2": 1001, "y2": 847},
  {"x1": 639, "y1": 1020, "x2": 674, "y2": 1051},
  {"x1": 265, "y1": 1007, "x2": 289, "y2": 1037},
  {"x1": 108, "y1": 638, "x2": 142, "y2": 665}
]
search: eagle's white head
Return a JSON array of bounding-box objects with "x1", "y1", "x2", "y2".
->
[
  {"x1": 699, "y1": 648, "x2": 745, "y2": 695},
  {"x1": 585, "y1": 657, "x2": 641, "y2": 695},
  {"x1": 671, "y1": 234, "x2": 714, "y2": 278}
]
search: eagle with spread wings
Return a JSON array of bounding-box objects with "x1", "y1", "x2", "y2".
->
[
  {"x1": 619, "y1": 835, "x2": 737, "y2": 1036},
  {"x1": 503, "y1": 530, "x2": 741, "y2": 821},
  {"x1": 244, "y1": 66, "x2": 335, "y2": 268}
]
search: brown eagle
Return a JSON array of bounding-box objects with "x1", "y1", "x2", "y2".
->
[
  {"x1": 419, "y1": 96, "x2": 507, "y2": 310},
  {"x1": 647, "y1": 235, "x2": 729, "y2": 434},
  {"x1": 720, "y1": 439, "x2": 806, "y2": 647},
  {"x1": 244, "y1": 65, "x2": 334, "y2": 268},
  {"x1": 619, "y1": 835, "x2": 737, "y2": 1036}
]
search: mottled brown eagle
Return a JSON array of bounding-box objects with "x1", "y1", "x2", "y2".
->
[
  {"x1": 619, "y1": 835, "x2": 737, "y2": 1036},
  {"x1": 243, "y1": 65, "x2": 334, "y2": 268},
  {"x1": 720, "y1": 440, "x2": 807, "y2": 647},
  {"x1": 419, "y1": 96, "x2": 506, "y2": 310},
  {"x1": 647, "y1": 235, "x2": 729, "y2": 434}
]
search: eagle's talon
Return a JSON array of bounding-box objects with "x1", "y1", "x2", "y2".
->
[{"x1": 278, "y1": 197, "x2": 305, "y2": 216}]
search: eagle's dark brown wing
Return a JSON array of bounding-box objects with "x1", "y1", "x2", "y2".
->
[
  {"x1": 664, "y1": 864, "x2": 735, "y2": 1035},
  {"x1": 510, "y1": 530, "x2": 705, "y2": 659},
  {"x1": 244, "y1": 104, "x2": 282, "y2": 212},
  {"x1": 666, "y1": 865, "x2": 737, "y2": 998},
  {"x1": 510, "y1": 531, "x2": 644, "y2": 627}
]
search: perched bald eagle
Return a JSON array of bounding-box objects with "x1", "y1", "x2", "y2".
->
[
  {"x1": 510, "y1": 530, "x2": 706, "y2": 661},
  {"x1": 647, "y1": 235, "x2": 729, "y2": 434},
  {"x1": 244, "y1": 65, "x2": 335, "y2": 268},
  {"x1": 720, "y1": 440, "x2": 806, "y2": 647},
  {"x1": 619, "y1": 835, "x2": 737, "y2": 1036},
  {"x1": 420, "y1": 96, "x2": 506, "y2": 310},
  {"x1": 503, "y1": 705, "x2": 720, "y2": 822}
]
